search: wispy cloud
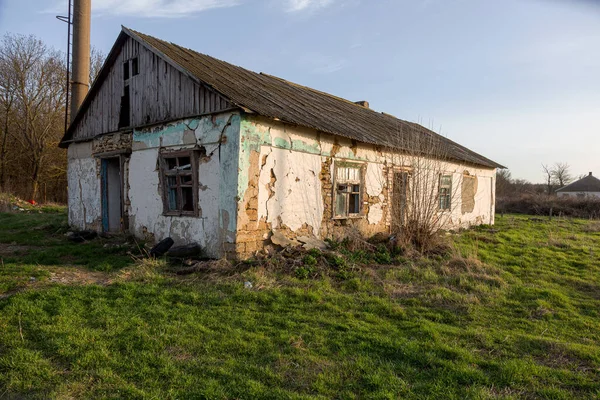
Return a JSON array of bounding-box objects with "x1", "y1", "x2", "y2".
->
[
  {"x1": 286, "y1": 0, "x2": 335, "y2": 12},
  {"x1": 49, "y1": 0, "x2": 240, "y2": 18}
]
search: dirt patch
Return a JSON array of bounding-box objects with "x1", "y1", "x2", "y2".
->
[
  {"x1": 0, "y1": 243, "x2": 37, "y2": 256},
  {"x1": 47, "y1": 267, "x2": 112, "y2": 286}
]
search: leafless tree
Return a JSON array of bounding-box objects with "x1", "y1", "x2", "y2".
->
[
  {"x1": 0, "y1": 33, "x2": 66, "y2": 200},
  {"x1": 381, "y1": 124, "x2": 464, "y2": 252},
  {"x1": 0, "y1": 48, "x2": 16, "y2": 191},
  {"x1": 542, "y1": 164, "x2": 556, "y2": 195},
  {"x1": 90, "y1": 46, "x2": 105, "y2": 84},
  {"x1": 496, "y1": 168, "x2": 512, "y2": 197},
  {"x1": 552, "y1": 162, "x2": 571, "y2": 187}
]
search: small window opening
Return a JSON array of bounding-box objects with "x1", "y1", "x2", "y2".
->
[
  {"x1": 123, "y1": 61, "x2": 130, "y2": 80},
  {"x1": 118, "y1": 85, "x2": 130, "y2": 128},
  {"x1": 132, "y1": 57, "x2": 139, "y2": 76},
  {"x1": 334, "y1": 163, "x2": 363, "y2": 218},
  {"x1": 439, "y1": 175, "x2": 452, "y2": 210},
  {"x1": 160, "y1": 151, "x2": 199, "y2": 216}
]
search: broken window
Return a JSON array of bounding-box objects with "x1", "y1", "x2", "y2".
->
[
  {"x1": 439, "y1": 175, "x2": 452, "y2": 210},
  {"x1": 335, "y1": 163, "x2": 363, "y2": 218},
  {"x1": 118, "y1": 85, "x2": 130, "y2": 128},
  {"x1": 160, "y1": 151, "x2": 199, "y2": 216},
  {"x1": 132, "y1": 57, "x2": 139, "y2": 76}
]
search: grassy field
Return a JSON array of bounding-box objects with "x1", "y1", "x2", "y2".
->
[{"x1": 0, "y1": 210, "x2": 599, "y2": 399}]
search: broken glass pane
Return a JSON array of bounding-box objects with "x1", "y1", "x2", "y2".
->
[
  {"x1": 166, "y1": 158, "x2": 177, "y2": 170},
  {"x1": 181, "y1": 187, "x2": 194, "y2": 211},
  {"x1": 180, "y1": 174, "x2": 193, "y2": 185},
  {"x1": 349, "y1": 193, "x2": 360, "y2": 214},
  {"x1": 178, "y1": 157, "x2": 191, "y2": 170}
]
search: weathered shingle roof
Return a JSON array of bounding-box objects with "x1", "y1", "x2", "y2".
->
[
  {"x1": 64, "y1": 27, "x2": 504, "y2": 169},
  {"x1": 556, "y1": 173, "x2": 600, "y2": 193}
]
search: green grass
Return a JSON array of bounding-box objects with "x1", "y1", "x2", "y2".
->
[{"x1": 1, "y1": 212, "x2": 599, "y2": 399}]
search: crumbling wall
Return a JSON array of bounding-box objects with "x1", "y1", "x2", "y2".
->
[
  {"x1": 235, "y1": 114, "x2": 496, "y2": 257},
  {"x1": 128, "y1": 112, "x2": 240, "y2": 258},
  {"x1": 67, "y1": 141, "x2": 102, "y2": 230}
]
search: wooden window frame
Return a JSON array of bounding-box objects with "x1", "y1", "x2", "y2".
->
[
  {"x1": 159, "y1": 150, "x2": 200, "y2": 217},
  {"x1": 333, "y1": 161, "x2": 365, "y2": 219},
  {"x1": 131, "y1": 57, "x2": 139, "y2": 76},
  {"x1": 438, "y1": 174, "x2": 452, "y2": 211}
]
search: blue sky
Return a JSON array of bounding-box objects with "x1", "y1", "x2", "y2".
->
[{"x1": 1, "y1": 0, "x2": 599, "y2": 182}]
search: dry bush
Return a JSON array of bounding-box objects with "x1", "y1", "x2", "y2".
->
[{"x1": 497, "y1": 194, "x2": 600, "y2": 219}]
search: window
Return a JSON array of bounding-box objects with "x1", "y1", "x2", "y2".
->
[
  {"x1": 335, "y1": 163, "x2": 363, "y2": 218},
  {"x1": 123, "y1": 61, "x2": 130, "y2": 80},
  {"x1": 160, "y1": 151, "x2": 199, "y2": 216},
  {"x1": 439, "y1": 175, "x2": 452, "y2": 210},
  {"x1": 118, "y1": 85, "x2": 130, "y2": 128},
  {"x1": 132, "y1": 57, "x2": 139, "y2": 76}
]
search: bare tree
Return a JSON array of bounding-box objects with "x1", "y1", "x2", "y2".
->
[
  {"x1": 0, "y1": 48, "x2": 16, "y2": 191},
  {"x1": 90, "y1": 46, "x2": 105, "y2": 84},
  {"x1": 0, "y1": 33, "x2": 66, "y2": 200},
  {"x1": 496, "y1": 168, "x2": 512, "y2": 197},
  {"x1": 542, "y1": 164, "x2": 555, "y2": 195},
  {"x1": 382, "y1": 124, "x2": 463, "y2": 252},
  {"x1": 552, "y1": 162, "x2": 571, "y2": 188}
]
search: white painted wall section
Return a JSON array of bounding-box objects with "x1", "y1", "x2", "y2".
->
[
  {"x1": 67, "y1": 142, "x2": 101, "y2": 230},
  {"x1": 257, "y1": 146, "x2": 324, "y2": 234}
]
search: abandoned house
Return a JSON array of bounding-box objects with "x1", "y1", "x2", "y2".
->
[{"x1": 59, "y1": 27, "x2": 504, "y2": 259}]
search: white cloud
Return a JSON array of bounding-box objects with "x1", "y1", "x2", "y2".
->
[
  {"x1": 49, "y1": 0, "x2": 240, "y2": 18},
  {"x1": 286, "y1": 0, "x2": 335, "y2": 12}
]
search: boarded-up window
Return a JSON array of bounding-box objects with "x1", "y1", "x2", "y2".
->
[
  {"x1": 335, "y1": 163, "x2": 363, "y2": 218},
  {"x1": 439, "y1": 175, "x2": 452, "y2": 210},
  {"x1": 461, "y1": 174, "x2": 477, "y2": 214},
  {"x1": 160, "y1": 150, "x2": 199, "y2": 216}
]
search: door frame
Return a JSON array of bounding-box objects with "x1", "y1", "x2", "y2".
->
[{"x1": 97, "y1": 150, "x2": 130, "y2": 233}]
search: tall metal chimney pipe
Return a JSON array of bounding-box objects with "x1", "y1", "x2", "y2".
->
[{"x1": 70, "y1": 0, "x2": 91, "y2": 123}]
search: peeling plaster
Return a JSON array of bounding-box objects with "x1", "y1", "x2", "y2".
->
[{"x1": 257, "y1": 146, "x2": 324, "y2": 233}]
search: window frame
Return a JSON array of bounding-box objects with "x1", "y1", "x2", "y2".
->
[
  {"x1": 438, "y1": 174, "x2": 452, "y2": 211},
  {"x1": 159, "y1": 150, "x2": 200, "y2": 217},
  {"x1": 131, "y1": 57, "x2": 139, "y2": 76},
  {"x1": 333, "y1": 161, "x2": 365, "y2": 219}
]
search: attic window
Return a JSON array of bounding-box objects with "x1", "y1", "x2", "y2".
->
[
  {"x1": 123, "y1": 61, "x2": 129, "y2": 80},
  {"x1": 132, "y1": 57, "x2": 139, "y2": 76},
  {"x1": 160, "y1": 150, "x2": 199, "y2": 217},
  {"x1": 334, "y1": 163, "x2": 364, "y2": 218}
]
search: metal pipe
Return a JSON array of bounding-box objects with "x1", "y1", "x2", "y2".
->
[{"x1": 70, "y1": 0, "x2": 91, "y2": 123}]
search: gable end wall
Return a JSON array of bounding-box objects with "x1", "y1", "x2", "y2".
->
[{"x1": 70, "y1": 36, "x2": 232, "y2": 142}]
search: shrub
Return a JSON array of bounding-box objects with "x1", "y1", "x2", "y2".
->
[{"x1": 497, "y1": 194, "x2": 600, "y2": 219}]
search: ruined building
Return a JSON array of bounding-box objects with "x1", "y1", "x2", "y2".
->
[{"x1": 59, "y1": 27, "x2": 504, "y2": 258}]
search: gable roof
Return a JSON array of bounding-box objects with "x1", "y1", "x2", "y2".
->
[
  {"x1": 61, "y1": 27, "x2": 504, "y2": 169},
  {"x1": 556, "y1": 173, "x2": 600, "y2": 193}
]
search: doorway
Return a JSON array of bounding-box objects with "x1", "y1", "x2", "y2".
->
[
  {"x1": 101, "y1": 157, "x2": 122, "y2": 233},
  {"x1": 392, "y1": 171, "x2": 409, "y2": 232}
]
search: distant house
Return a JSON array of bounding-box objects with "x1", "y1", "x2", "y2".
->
[
  {"x1": 59, "y1": 27, "x2": 503, "y2": 259},
  {"x1": 556, "y1": 173, "x2": 600, "y2": 198}
]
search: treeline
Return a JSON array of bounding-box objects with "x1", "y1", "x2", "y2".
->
[
  {"x1": 496, "y1": 165, "x2": 600, "y2": 219},
  {"x1": 0, "y1": 33, "x2": 102, "y2": 203}
]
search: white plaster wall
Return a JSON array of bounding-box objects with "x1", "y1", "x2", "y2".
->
[
  {"x1": 128, "y1": 145, "x2": 221, "y2": 254},
  {"x1": 67, "y1": 142, "x2": 101, "y2": 230},
  {"x1": 242, "y1": 116, "x2": 497, "y2": 236},
  {"x1": 128, "y1": 112, "x2": 241, "y2": 258},
  {"x1": 257, "y1": 146, "x2": 324, "y2": 234}
]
